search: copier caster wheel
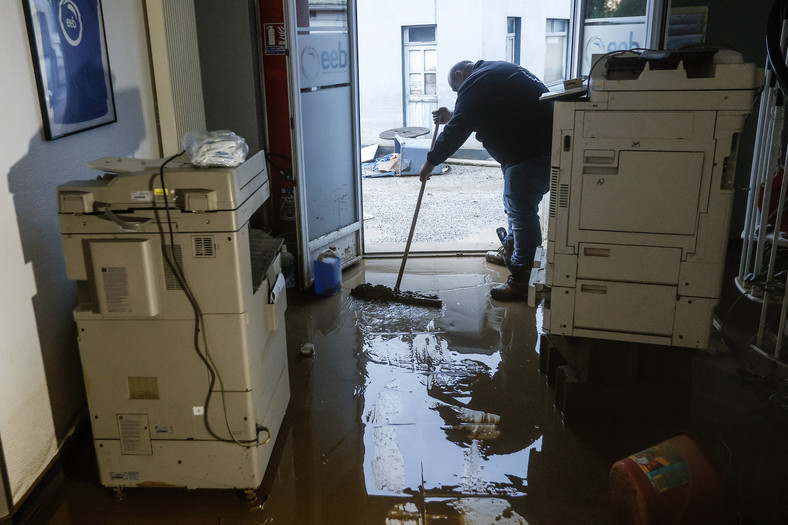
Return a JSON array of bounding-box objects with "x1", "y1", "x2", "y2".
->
[
  {"x1": 238, "y1": 488, "x2": 257, "y2": 502},
  {"x1": 109, "y1": 486, "x2": 125, "y2": 501}
]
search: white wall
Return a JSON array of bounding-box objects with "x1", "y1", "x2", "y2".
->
[
  {"x1": 357, "y1": 0, "x2": 436, "y2": 143},
  {"x1": 0, "y1": 0, "x2": 158, "y2": 510},
  {"x1": 436, "y1": 0, "x2": 485, "y2": 123},
  {"x1": 358, "y1": 0, "x2": 571, "y2": 150}
]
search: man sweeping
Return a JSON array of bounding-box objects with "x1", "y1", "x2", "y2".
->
[{"x1": 419, "y1": 60, "x2": 554, "y2": 302}]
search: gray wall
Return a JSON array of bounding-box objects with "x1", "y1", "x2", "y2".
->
[
  {"x1": 671, "y1": 0, "x2": 774, "y2": 237},
  {"x1": 195, "y1": 0, "x2": 265, "y2": 155}
]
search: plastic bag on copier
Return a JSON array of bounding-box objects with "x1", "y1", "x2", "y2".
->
[{"x1": 182, "y1": 130, "x2": 249, "y2": 167}]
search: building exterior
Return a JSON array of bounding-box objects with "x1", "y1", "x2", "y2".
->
[{"x1": 357, "y1": 0, "x2": 572, "y2": 151}]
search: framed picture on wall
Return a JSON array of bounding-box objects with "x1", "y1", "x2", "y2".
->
[{"x1": 23, "y1": 0, "x2": 116, "y2": 141}]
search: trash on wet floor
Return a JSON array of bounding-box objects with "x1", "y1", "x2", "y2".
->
[{"x1": 362, "y1": 153, "x2": 400, "y2": 177}]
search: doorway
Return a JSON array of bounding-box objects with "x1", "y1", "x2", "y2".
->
[
  {"x1": 403, "y1": 25, "x2": 438, "y2": 129},
  {"x1": 356, "y1": 2, "x2": 573, "y2": 256},
  {"x1": 355, "y1": 0, "x2": 668, "y2": 256},
  {"x1": 275, "y1": 0, "x2": 669, "y2": 267},
  {"x1": 361, "y1": 161, "x2": 508, "y2": 254}
]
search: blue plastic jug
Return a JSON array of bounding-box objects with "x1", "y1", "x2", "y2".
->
[{"x1": 314, "y1": 246, "x2": 342, "y2": 296}]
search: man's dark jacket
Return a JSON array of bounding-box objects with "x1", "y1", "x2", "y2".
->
[{"x1": 427, "y1": 60, "x2": 554, "y2": 167}]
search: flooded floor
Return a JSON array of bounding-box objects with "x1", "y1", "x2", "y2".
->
[{"x1": 28, "y1": 257, "x2": 788, "y2": 524}]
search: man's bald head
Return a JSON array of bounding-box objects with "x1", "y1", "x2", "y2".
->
[{"x1": 448, "y1": 60, "x2": 474, "y2": 92}]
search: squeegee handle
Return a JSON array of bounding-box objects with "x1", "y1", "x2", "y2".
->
[
  {"x1": 394, "y1": 176, "x2": 427, "y2": 292},
  {"x1": 395, "y1": 122, "x2": 440, "y2": 292}
]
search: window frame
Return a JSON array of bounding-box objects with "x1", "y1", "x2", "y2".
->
[
  {"x1": 569, "y1": 0, "x2": 668, "y2": 78},
  {"x1": 506, "y1": 16, "x2": 522, "y2": 65},
  {"x1": 544, "y1": 18, "x2": 570, "y2": 87}
]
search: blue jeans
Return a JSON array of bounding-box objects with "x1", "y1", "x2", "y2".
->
[{"x1": 502, "y1": 155, "x2": 551, "y2": 268}]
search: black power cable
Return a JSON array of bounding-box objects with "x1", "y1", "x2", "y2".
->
[
  {"x1": 265, "y1": 152, "x2": 293, "y2": 181},
  {"x1": 155, "y1": 152, "x2": 270, "y2": 448}
]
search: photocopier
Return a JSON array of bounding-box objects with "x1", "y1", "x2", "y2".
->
[
  {"x1": 538, "y1": 49, "x2": 762, "y2": 349},
  {"x1": 57, "y1": 151, "x2": 288, "y2": 491}
]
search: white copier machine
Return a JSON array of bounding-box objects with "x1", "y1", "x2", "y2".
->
[
  {"x1": 57, "y1": 151, "x2": 288, "y2": 491},
  {"x1": 540, "y1": 50, "x2": 762, "y2": 349}
]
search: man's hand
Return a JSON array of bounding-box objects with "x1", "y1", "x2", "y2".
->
[
  {"x1": 419, "y1": 161, "x2": 435, "y2": 182},
  {"x1": 432, "y1": 107, "x2": 452, "y2": 125}
]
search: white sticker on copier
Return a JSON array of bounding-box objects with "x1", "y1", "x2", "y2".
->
[{"x1": 131, "y1": 190, "x2": 153, "y2": 202}]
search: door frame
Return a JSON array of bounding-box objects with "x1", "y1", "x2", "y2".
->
[
  {"x1": 401, "y1": 25, "x2": 438, "y2": 128},
  {"x1": 284, "y1": 0, "x2": 364, "y2": 288}
]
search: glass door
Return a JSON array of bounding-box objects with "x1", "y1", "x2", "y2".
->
[
  {"x1": 572, "y1": 0, "x2": 668, "y2": 76},
  {"x1": 285, "y1": 0, "x2": 362, "y2": 287}
]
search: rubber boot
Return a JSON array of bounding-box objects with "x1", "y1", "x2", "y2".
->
[
  {"x1": 485, "y1": 240, "x2": 513, "y2": 267},
  {"x1": 485, "y1": 227, "x2": 513, "y2": 267},
  {"x1": 490, "y1": 262, "x2": 531, "y2": 301}
]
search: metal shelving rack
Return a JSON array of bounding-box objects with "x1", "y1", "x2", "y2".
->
[{"x1": 737, "y1": 14, "x2": 788, "y2": 362}]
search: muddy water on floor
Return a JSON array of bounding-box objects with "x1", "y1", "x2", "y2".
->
[
  {"x1": 29, "y1": 257, "x2": 725, "y2": 524},
  {"x1": 353, "y1": 283, "x2": 542, "y2": 498},
  {"x1": 268, "y1": 258, "x2": 575, "y2": 523}
]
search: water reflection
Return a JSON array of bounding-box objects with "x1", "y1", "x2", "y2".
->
[
  {"x1": 350, "y1": 280, "x2": 543, "y2": 499},
  {"x1": 385, "y1": 497, "x2": 530, "y2": 524}
]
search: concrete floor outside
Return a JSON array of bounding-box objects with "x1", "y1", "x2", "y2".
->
[{"x1": 361, "y1": 162, "x2": 517, "y2": 254}]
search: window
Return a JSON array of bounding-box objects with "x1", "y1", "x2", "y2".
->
[
  {"x1": 403, "y1": 26, "x2": 437, "y2": 98},
  {"x1": 544, "y1": 19, "x2": 569, "y2": 85},
  {"x1": 581, "y1": 0, "x2": 649, "y2": 74},
  {"x1": 406, "y1": 26, "x2": 436, "y2": 43},
  {"x1": 407, "y1": 49, "x2": 438, "y2": 95},
  {"x1": 585, "y1": 0, "x2": 647, "y2": 19},
  {"x1": 306, "y1": 0, "x2": 348, "y2": 28},
  {"x1": 506, "y1": 17, "x2": 521, "y2": 65}
]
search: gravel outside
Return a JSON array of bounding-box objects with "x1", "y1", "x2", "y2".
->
[{"x1": 361, "y1": 162, "x2": 509, "y2": 251}]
